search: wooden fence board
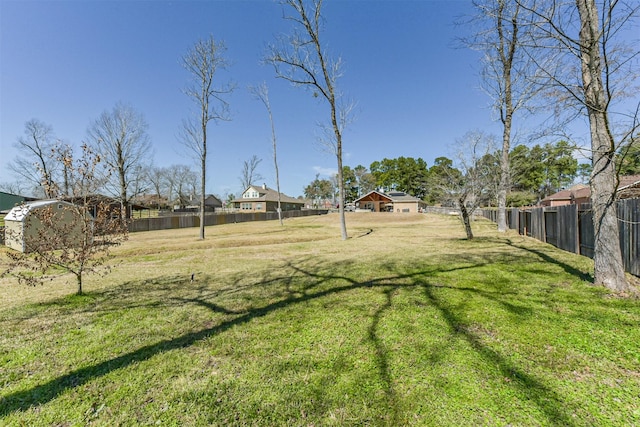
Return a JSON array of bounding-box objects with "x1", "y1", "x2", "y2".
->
[
  {"x1": 544, "y1": 208, "x2": 558, "y2": 247},
  {"x1": 619, "y1": 199, "x2": 640, "y2": 276},
  {"x1": 531, "y1": 208, "x2": 546, "y2": 241},
  {"x1": 557, "y1": 204, "x2": 579, "y2": 254},
  {"x1": 578, "y1": 205, "x2": 594, "y2": 258}
]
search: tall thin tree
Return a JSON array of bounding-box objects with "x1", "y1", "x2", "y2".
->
[
  {"x1": 181, "y1": 35, "x2": 234, "y2": 240},
  {"x1": 251, "y1": 83, "x2": 284, "y2": 225},
  {"x1": 463, "y1": 0, "x2": 541, "y2": 232},
  {"x1": 266, "y1": 0, "x2": 352, "y2": 240}
]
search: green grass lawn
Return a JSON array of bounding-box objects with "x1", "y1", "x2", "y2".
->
[{"x1": 1, "y1": 213, "x2": 639, "y2": 426}]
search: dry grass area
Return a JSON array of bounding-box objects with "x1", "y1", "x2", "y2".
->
[{"x1": 0, "y1": 212, "x2": 465, "y2": 310}]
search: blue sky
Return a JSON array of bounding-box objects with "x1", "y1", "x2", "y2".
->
[{"x1": 2, "y1": 0, "x2": 516, "y2": 198}]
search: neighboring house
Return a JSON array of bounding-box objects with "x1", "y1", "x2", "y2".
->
[
  {"x1": 354, "y1": 190, "x2": 426, "y2": 213},
  {"x1": 4, "y1": 200, "x2": 91, "y2": 253},
  {"x1": 232, "y1": 184, "x2": 304, "y2": 212},
  {"x1": 540, "y1": 175, "x2": 640, "y2": 207},
  {"x1": 617, "y1": 175, "x2": 640, "y2": 199},
  {"x1": 174, "y1": 194, "x2": 223, "y2": 212},
  {"x1": 0, "y1": 191, "x2": 37, "y2": 214},
  {"x1": 63, "y1": 194, "x2": 148, "y2": 219},
  {"x1": 304, "y1": 198, "x2": 334, "y2": 209},
  {"x1": 133, "y1": 193, "x2": 170, "y2": 209},
  {"x1": 540, "y1": 184, "x2": 591, "y2": 207}
]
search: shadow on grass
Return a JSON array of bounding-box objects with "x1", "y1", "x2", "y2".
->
[
  {"x1": 419, "y1": 279, "x2": 573, "y2": 425},
  {"x1": 366, "y1": 286, "x2": 401, "y2": 424},
  {"x1": 0, "y1": 260, "x2": 575, "y2": 426},
  {"x1": 506, "y1": 238, "x2": 593, "y2": 283}
]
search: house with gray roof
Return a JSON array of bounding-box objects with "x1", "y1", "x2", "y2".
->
[{"x1": 231, "y1": 184, "x2": 304, "y2": 212}]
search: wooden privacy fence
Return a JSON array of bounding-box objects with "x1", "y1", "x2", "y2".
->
[
  {"x1": 127, "y1": 209, "x2": 328, "y2": 233},
  {"x1": 481, "y1": 198, "x2": 640, "y2": 277}
]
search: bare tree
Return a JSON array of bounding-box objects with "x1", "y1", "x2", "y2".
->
[
  {"x1": 463, "y1": 1, "x2": 543, "y2": 233},
  {"x1": 519, "y1": 0, "x2": 639, "y2": 291},
  {"x1": 180, "y1": 35, "x2": 234, "y2": 240},
  {"x1": 146, "y1": 166, "x2": 169, "y2": 209},
  {"x1": 165, "y1": 164, "x2": 199, "y2": 209},
  {"x1": 250, "y1": 83, "x2": 284, "y2": 225},
  {"x1": 448, "y1": 131, "x2": 498, "y2": 239},
  {"x1": 9, "y1": 119, "x2": 59, "y2": 198},
  {"x1": 266, "y1": 0, "x2": 352, "y2": 240},
  {"x1": 86, "y1": 102, "x2": 152, "y2": 219},
  {"x1": 2, "y1": 144, "x2": 129, "y2": 295},
  {"x1": 0, "y1": 181, "x2": 30, "y2": 196},
  {"x1": 240, "y1": 155, "x2": 264, "y2": 190}
]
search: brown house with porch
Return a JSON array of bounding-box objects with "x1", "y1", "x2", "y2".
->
[{"x1": 354, "y1": 190, "x2": 426, "y2": 213}]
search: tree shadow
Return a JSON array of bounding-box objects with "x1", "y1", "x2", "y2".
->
[
  {"x1": 367, "y1": 286, "x2": 400, "y2": 424},
  {"x1": 418, "y1": 279, "x2": 576, "y2": 426},
  {"x1": 0, "y1": 259, "x2": 575, "y2": 425},
  {"x1": 505, "y1": 238, "x2": 593, "y2": 283}
]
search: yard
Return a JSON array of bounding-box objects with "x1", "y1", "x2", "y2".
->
[{"x1": 1, "y1": 213, "x2": 639, "y2": 426}]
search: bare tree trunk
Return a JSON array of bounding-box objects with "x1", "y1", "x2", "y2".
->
[
  {"x1": 319, "y1": 2, "x2": 347, "y2": 240},
  {"x1": 329, "y1": 79, "x2": 348, "y2": 240},
  {"x1": 337, "y1": 150, "x2": 347, "y2": 240},
  {"x1": 497, "y1": 119, "x2": 511, "y2": 232},
  {"x1": 497, "y1": 19, "x2": 514, "y2": 233},
  {"x1": 118, "y1": 149, "x2": 128, "y2": 221},
  {"x1": 267, "y1": 93, "x2": 283, "y2": 226},
  {"x1": 200, "y1": 125, "x2": 206, "y2": 240},
  {"x1": 76, "y1": 271, "x2": 83, "y2": 296},
  {"x1": 577, "y1": 0, "x2": 628, "y2": 291},
  {"x1": 459, "y1": 198, "x2": 474, "y2": 240}
]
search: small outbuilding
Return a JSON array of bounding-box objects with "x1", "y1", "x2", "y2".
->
[{"x1": 4, "y1": 200, "x2": 91, "y2": 253}]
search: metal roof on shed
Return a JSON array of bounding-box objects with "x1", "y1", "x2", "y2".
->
[{"x1": 3, "y1": 200, "x2": 74, "y2": 222}]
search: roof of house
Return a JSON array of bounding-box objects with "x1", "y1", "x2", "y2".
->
[
  {"x1": 0, "y1": 191, "x2": 37, "y2": 214},
  {"x1": 354, "y1": 190, "x2": 422, "y2": 204},
  {"x1": 619, "y1": 175, "x2": 640, "y2": 190},
  {"x1": 542, "y1": 184, "x2": 591, "y2": 202},
  {"x1": 183, "y1": 194, "x2": 223, "y2": 207},
  {"x1": 543, "y1": 175, "x2": 640, "y2": 203},
  {"x1": 233, "y1": 185, "x2": 303, "y2": 204},
  {"x1": 4, "y1": 200, "x2": 75, "y2": 222},
  {"x1": 386, "y1": 191, "x2": 422, "y2": 202},
  {"x1": 617, "y1": 175, "x2": 640, "y2": 199}
]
